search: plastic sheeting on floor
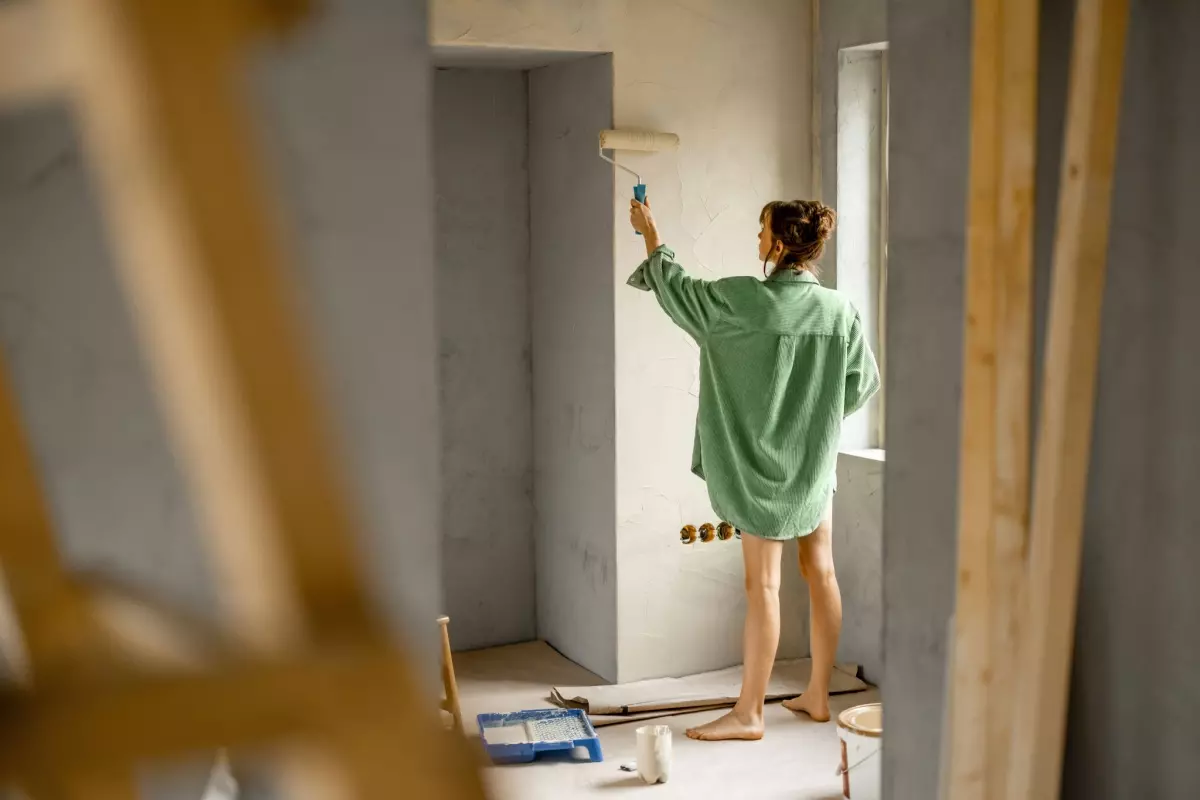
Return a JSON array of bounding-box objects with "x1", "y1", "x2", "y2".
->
[{"x1": 551, "y1": 658, "x2": 869, "y2": 726}]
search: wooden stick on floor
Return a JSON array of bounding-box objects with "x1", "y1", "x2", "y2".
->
[
  {"x1": 438, "y1": 616, "x2": 463, "y2": 734},
  {"x1": 1005, "y1": 2, "x2": 1130, "y2": 798},
  {"x1": 945, "y1": 0, "x2": 1037, "y2": 796}
]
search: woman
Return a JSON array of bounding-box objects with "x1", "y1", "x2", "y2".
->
[{"x1": 628, "y1": 197, "x2": 880, "y2": 742}]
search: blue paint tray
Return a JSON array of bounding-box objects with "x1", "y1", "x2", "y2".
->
[{"x1": 477, "y1": 708, "x2": 603, "y2": 765}]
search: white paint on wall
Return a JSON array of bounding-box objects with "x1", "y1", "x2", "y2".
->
[
  {"x1": 433, "y1": 0, "x2": 814, "y2": 681},
  {"x1": 528, "y1": 55, "x2": 618, "y2": 681},
  {"x1": 434, "y1": 68, "x2": 536, "y2": 651}
]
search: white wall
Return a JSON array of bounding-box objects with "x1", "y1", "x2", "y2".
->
[
  {"x1": 433, "y1": 0, "x2": 813, "y2": 681},
  {"x1": 528, "y1": 56, "x2": 618, "y2": 681},
  {"x1": 433, "y1": 69, "x2": 536, "y2": 651}
]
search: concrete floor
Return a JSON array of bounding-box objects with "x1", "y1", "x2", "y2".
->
[{"x1": 453, "y1": 642, "x2": 879, "y2": 800}]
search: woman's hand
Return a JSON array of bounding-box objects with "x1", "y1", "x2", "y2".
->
[
  {"x1": 630, "y1": 197, "x2": 657, "y2": 236},
  {"x1": 630, "y1": 198, "x2": 662, "y2": 256}
]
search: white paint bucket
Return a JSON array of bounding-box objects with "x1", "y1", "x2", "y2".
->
[
  {"x1": 635, "y1": 725, "x2": 672, "y2": 784},
  {"x1": 836, "y1": 702, "x2": 881, "y2": 800}
]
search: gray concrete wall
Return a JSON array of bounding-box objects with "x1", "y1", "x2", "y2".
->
[
  {"x1": 1054, "y1": 1, "x2": 1200, "y2": 795},
  {"x1": 883, "y1": 1, "x2": 1200, "y2": 798},
  {"x1": 528, "y1": 55, "x2": 618, "y2": 681},
  {"x1": 0, "y1": 0, "x2": 439, "y2": 711},
  {"x1": 0, "y1": 109, "x2": 216, "y2": 621},
  {"x1": 814, "y1": 0, "x2": 890, "y2": 695},
  {"x1": 250, "y1": 0, "x2": 441, "y2": 659},
  {"x1": 1, "y1": 1, "x2": 440, "y2": 796},
  {"x1": 835, "y1": 452, "x2": 884, "y2": 684},
  {"x1": 881, "y1": 0, "x2": 970, "y2": 797},
  {"x1": 813, "y1": 0, "x2": 890, "y2": 695},
  {"x1": 433, "y1": 69, "x2": 535, "y2": 651}
]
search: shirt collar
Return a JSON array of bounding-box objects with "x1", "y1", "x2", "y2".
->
[{"x1": 767, "y1": 268, "x2": 821, "y2": 285}]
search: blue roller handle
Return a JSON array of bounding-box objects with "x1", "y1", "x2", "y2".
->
[{"x1": 633, "y1": 184, "x2": 647, "y2": 236}]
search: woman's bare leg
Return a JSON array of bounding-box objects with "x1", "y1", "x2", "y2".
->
[
  {"x1": 782, "y1": 508, "x2": 840, "y2": 722},
  {"x1": 686, "y1": 532, "x2": 784, "y2": 741}
]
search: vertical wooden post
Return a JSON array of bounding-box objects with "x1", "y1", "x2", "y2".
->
[
  {"x1": 988, "y1": 0, "x2": 1038, "y2": 796},
  {"x1": 948, "y1": 2, "x2": 1002, "y2": 789},
  {"x1": 946, "y1": 0, "x2": 1037, "y2": 795},
  {"x1": 1006, "y1": 1, "x2": 1130, "y2": 797}
]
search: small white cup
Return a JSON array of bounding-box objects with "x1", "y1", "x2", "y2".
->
[{"x1": 635, "y1": 725, "x2": 672, "y2": 785}]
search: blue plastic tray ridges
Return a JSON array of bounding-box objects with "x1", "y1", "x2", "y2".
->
[{"x1": 476, "y1": 708, "x2": 604, "y2": 765}]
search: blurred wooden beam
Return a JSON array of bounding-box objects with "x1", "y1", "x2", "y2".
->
[
  {"x1": 0, "y1": 354, "x2": 91, "y2": 687},
  {"x1": 47, "y1": 0, "x2": 376, "y2": 650},
  {"x1": 1006, "y1": 1, "x2": 1130, "y2": 798},
  {"x1": 0, "y1": 646, "x2": 482, "y2": 796},
  {"x1": 0, "y1": 1, "x2": 66, "y2": 107}
]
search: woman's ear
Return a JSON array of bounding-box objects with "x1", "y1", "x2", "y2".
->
[{"x1": 772, "y1": 240, "x2": 785, "y2": 262}]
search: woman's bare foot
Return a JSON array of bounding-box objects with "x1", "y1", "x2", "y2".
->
[
  {"x1": 685, "y1": 708, "x2": 765, "y2": 741},
  {"x1": 782, "y1": 693, "x2": 831, "y2": 722}
]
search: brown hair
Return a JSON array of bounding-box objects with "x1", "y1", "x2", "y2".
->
[{"x1": 759, "y1": 200, "x2": 837, "y2": 276}]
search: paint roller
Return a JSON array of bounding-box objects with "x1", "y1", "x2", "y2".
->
[{"x1": 598, "y1": 129, "x2": 680, "y2": 235}]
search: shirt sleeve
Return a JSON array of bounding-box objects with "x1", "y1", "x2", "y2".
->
[
  {"x1": 844, "y1": 312, "x2": 881, "y2": 417},
  {"x1": 627, "y1": 245, "x2": 730, "y2": 342}
]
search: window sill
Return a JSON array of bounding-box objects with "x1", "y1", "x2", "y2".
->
[{"x1": 839, "y1": 447, "x2": 886, "y2": 462}]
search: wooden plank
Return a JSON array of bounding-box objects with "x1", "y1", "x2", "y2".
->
[
  {"x1": 438, "y1": 616, "x2": 463, "y2": 733},
  {"x1": 946, "y1": 0, "x2": 1037, "y2": 795},
  {"x1": 57, "y1": 763, "x2": 140, "y2": 800},
  {"x1": 0, "y1": 648, "x2": 486, "y2": 799},
  {"x1": 987, "y1": 0, "x2": 1037, "y2": 796},
  {"x1": 1005, "y1": 1, "x2": 1130, "y2": 798},
  {"x1": 947, "y1": 0, "x2": 1003, "y2": 793},
  {"x1": 0, "y1": 0, "x2": 66, "y2": 107},
  {"x1": 0, "y1": 355, "x2": 96, "y2": 686},
  {"x1": 48, "y1": 0, "x2": 376, "y2": 649}
]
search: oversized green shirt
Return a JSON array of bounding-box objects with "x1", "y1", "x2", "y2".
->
[{"x1": 628, "y1": 245, "x2": 880, "y2": 539}]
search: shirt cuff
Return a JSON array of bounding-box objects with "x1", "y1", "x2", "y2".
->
[{"x1": 626, "y1": 244, "x2": 675, "y2": 291}]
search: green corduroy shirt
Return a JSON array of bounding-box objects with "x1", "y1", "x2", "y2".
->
[{"x1": 628, "y1": 245, "x2": 881, "y2": 540}]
